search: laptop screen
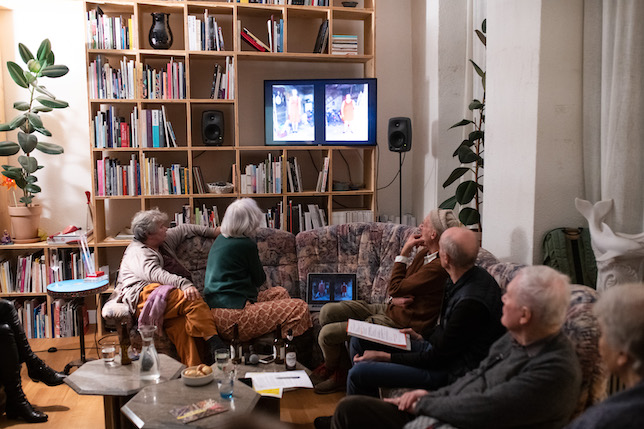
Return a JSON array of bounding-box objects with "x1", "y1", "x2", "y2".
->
[{"x1": 307, "y1": 273, "x2": 357, "y2": 309}]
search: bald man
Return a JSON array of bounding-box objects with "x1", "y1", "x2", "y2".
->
[{"x1": 345, "y1": 227, "x2": 506, "y2": 397}]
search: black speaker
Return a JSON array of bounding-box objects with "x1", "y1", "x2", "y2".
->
[
  {"x1": 202, "y1": 110, "x2": 224, "y2": 146},
  {"x1": 388, "y1": 117, "x2": 412, "y2": 152}
]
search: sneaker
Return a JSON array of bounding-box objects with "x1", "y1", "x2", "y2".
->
[
  {"x1": 310, "y1": 363, "x2": 333, "y2": 385},
  {"x1": 313, "y1": 371, "x2": 346, "y2": 395},
  {"x1": 314, "y1": 416, "x2": 332, "y2": 429}
]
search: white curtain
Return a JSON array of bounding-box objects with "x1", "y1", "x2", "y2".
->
[{"x1": 583, "y1": 0, "x2": 644, "y2": 234}]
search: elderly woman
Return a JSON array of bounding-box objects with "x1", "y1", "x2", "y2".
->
[
  {"x1": 114, "y1": 209, "x2": 225, "y2": 366},
  {"x1": 204, "y1": 198, "x2": 312, "y2": 342},
  {"x1": 565, "y1": 282, "x2": 644, "y2": 429},
  {"x1": 0, "y1": 299, "x2": 66, "y2": 423}
]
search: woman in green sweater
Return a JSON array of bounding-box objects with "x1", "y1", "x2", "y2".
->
[{"x1": 204, "y1": 198, "x2": 312, "y2": 342}]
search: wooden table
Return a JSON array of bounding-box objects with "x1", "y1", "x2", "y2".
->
[{"x1": 65, "y1": 354, "x2": 184, "y2": 429}]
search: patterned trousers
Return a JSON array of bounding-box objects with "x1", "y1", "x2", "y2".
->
[{"x1": 211, "y1": 287, "x2": 313, "y2": 341}]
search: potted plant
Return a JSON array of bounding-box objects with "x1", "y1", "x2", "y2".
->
[
  {"x1": 0, "y1": 39, "x2": 68, "y2": 242},
  {"x1": 440, "y1": 20, "x2": 486, "y2": 231}
]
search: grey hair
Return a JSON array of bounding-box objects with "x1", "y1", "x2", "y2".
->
[
  {"x1": 594, "y1": 283, "x2": 644, "y2": 377},
  {"x1": 220, "y1": 198, "x2": 264, "y2": 238},
  {"x1": 439, "y1": 227, "x2": 478, "y2": 269},
  {"x1": 131, "y1": 208, "x2": 168, "y2": 242},
  {"x1": 513, "y1": 266, "x2": 570, "y2": 331}
]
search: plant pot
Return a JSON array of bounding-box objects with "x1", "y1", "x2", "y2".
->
[{"x1": 8, "y1": 205, "x2": 42, "y2": 243}]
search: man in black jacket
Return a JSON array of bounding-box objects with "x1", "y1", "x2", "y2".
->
[
  {"x1": 319, "y1": 265, "x2": 582, "y2": 429},
  {"x1": 345, "y1": 227, "x2": 505, "y2": 397}
]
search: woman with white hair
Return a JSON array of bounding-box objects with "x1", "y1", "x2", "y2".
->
[
  {"x1": 565, "y1": 283, "x2": 644, "y2": 429},
  {"x1": 115, "y1": 208, "x2": 225, "y2": 367},
  {"x1": 204, "y1": 198, "x2": 312, "y2": 343}
]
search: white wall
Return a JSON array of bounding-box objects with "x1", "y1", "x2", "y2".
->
[{"x1": 0, "y1": 0, "x2": 90, "y2": 235}]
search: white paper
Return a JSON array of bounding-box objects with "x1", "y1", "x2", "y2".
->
[
  {"x1": 245, "y1": 370, "x2": 313, "y2": 390},
  {"x1": 346, "y1": 319, "x2": 411, "y2": 350}
]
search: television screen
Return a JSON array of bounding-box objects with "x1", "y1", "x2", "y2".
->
[{"x1": 265, "y1": 78, "x2": 376, "y2": 146}]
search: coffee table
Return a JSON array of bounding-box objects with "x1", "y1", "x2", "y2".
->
[{"x1": 65, "y1": 353, "x2": 184, "y2": 429}]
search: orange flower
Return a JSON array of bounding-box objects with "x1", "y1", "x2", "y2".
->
[{"x1": 0, "y1": 176, "x2": 17, "y2": 190}]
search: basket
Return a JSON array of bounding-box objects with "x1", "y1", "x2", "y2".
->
[{"x1": 207, "y1": 182, "x2": 234, "y2": 194}]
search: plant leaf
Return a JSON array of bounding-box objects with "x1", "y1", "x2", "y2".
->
[
  {"x1": 34, "y1": 126, "x2": 52, "y2": 137},
  {"x1": 37, "y1": 39, "x2": 52, "y2": 62},
  {"x1": 468, "y1": 100, "x2": 484, "y2": 111},
  {"x1": 457, "y1": 145, "x2": 480, "y2": 164},
  {"x1": 26, "y1": 175, "x2": 37, "y2": 183},
  {"x1": 7, "y1": 62, "x2": 29, "y2": 88},
  {"x1": 456, "y1": 180, "x2": 478, "y2": 204},
  {"x1": 47, "y1": 51, "x2": 55, "y2": 67},
  {"x1": 32, "y1": 106, "x2": 53, "y2": 113},
  {"x1": 41, "y1": 65, "x2": 69, "y2": 78},
  {"x1": 18, "y1": 43, "x2": 35, "y2": 63},
  {"x1": 27, "y1": 59, "x2": 41, "y2": 73},
  {"x1": 453, "y1": 140, "x2": 471, "y2": 156},
  {"x1": 36, "y1": 141, "x2": 64, "y2": 155},
  {"x1": 18, "y1": 132, "x2": 38, "y2": 154},
  {"x1": 449, "y1": 119, "x2": 474, "y2": 130},
  {"x1": 27, "y1": 113, "x2": 44, "y2": 130},
  {"x1": 2, "y1": 169, "x2": 22, "y2": 182},
  {"x1": 469, "y1": 130, "x2": 484, "y2": 143},
  {"x1": 0, "y1": 123, "x2": 11, "y2": 131},
  {"x1": 20, "y1": 196, "x2": 34, "y2": 205},
  {"x1": 475, "y1": 29, "x2": 486, "y2": 47},
  {"x1": 0, "y1": 141, "x2": 20, "y2": 156},
  {"x1": 439, "y1": 195, "x2": 457, "y2": 210},
  {"x1": 482, "y1": 19, "x2": 486, "y2": 34},
  {"x1": 10, "y1": 114, "x2": 28, "y2": 129},
  {"x1": 37, "y1": 96, "x2": 69, "y2": 108},
  {"x1": 442, "y1": 167, "x2": 470, "y2": 188},
  {"x1": 470, "y1": 60, "x2": 485, "y2": 79},
  {"x1": 34, "y1": 85, "x2": 55, "y2": 98},
  {"x1": 18, "y1": 155, "x2": 39, "y2": 174},
  {"x1": 25, "y1": 183, "x2": 41, "y2": 193},
  {"x1": 13, "y1": 101, "x2": 31, "y2": 111},
  {"x1": 459, "y1": 207, "x2": 480, "y2": 226}
]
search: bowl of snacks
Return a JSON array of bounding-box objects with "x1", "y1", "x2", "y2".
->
[{"x1": 181, "y1": 364, "x2": 214, "y2": 386}]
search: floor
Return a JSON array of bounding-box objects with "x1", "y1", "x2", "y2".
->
[{"x1": 0, "y1": 331, "x2": 343, "y2": 428}]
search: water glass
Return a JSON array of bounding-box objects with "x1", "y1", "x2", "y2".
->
[
  {"x1": 101, "y1": 342, "x2": 118, "y2": 367},
  {"x1": 219, "y1": 369, "x2": 235, "y2": 400},
  {"x1": 215, "y1": 348, "x2": 230, "y2": 371}
]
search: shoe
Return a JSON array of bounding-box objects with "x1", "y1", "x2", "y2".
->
[
  {"x1": 309, "y1": 363, "x2": 333, "y2": 385},
  {"x1": 313, "y1": 371, "x2": 346, "y2": 395},
  {"x1": 6, "y1": 398, "x2": 48, "y2": 423},
  {"x1": 314, "y1": 416, "x2": 332, "y2": 429},
  {"x1": 27, "y1": 360, "x2": 66, "y2": 386}
]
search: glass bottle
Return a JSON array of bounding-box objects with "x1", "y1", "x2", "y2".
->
[
  {"x1": 273, "y1": 324, "x2": 284, "y2": 364},
  {"x1": 119, "y1": 322, "x2": 132, "y2": 365},
  {"x1": 138, "y1": 325, "x2": 160, "y2": 380},
  {"x1": 285, "y1": 328, "x2": 297, "y2": 370},
  {"x1": 230, "y1": 323, "x2": 242, "y2": 365}
]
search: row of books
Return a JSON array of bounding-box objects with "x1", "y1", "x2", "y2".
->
[
  {"x1": 210, "y1": 58, "x2": 235, "y2": 100},
  {"x1": 187, "y1": 13, "x2": 226, "y2": 51},
  {"x1": 315, "y1": 156, "x2": 330, "y2": 192},
  {"x1": 241, "y1": 154, "x2": 283, "y2": 194},
  {"x1": 49, "y1": 249, "x2": 93, "y2": 283},
  {"x1": 0, "y1": 255, "x2": 46, "y2": 294},
  {"x1": 86, "y1": 8, "x2": 132, "y2": 50},
  {"x1": 92, "y1": 104, "x2": 136, "y2": 149},
  {"x1": 140, "y1": 155, "x2": 189, "y2": 196},
  {"x1": 173, "y1": 205, "x2": 222, "y2": 228},
  {"x1": 88, "y1": 55, "x2": 136, "y2": 99},
  {"x1": 96, "y1": 155, "x2": 141, "y2": 196},
  {"x1": 332, "y1": 34, "x2": 358, "y2": 55},
  {"x1": 142, "y1": 58, "x2": 186, "y2": 100},
  {"x1": 331, "y1": 209, "x2": 375, "y2": 225},
  {"x1": 284, "y1": 203, "x2": 328, "y2": 234},
  {"x1": 285, "y1": 157, "x2": 304, "y2": 192},
  {"x1": 8, "y1": 299, "x2": 49, "y2": 339},
  {"x1": 141, "y1": 107, "x2": 178, "y2": 148},
  {"x1": 52, "y1": 299, "x2": 89, "y2": 338}
]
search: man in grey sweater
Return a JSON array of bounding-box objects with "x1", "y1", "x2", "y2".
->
[{"x1": 318, "y1": 265, "x2": 582, "y2": 429}]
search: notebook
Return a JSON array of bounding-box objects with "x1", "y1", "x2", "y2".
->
[{"x1": 306, "y1": 273, "x2": 357, "y2": 312}]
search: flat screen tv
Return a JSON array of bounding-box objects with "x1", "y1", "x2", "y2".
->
[{"x1": 265, "y1": 78, "x2": 377, "y2": 146}]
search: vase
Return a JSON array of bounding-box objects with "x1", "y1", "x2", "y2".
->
[
  {"x1": 8, "y1": 205, "x2": 42, "y2": 244},
  {"x1": 149, "y1": 13, "x2": 173, "y2": 50},
  {"x1": 138, "y1": 325, "x2": 161, "y2": 380}
]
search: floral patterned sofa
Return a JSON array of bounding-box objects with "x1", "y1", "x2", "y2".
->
[{"x1": 103, "y1": 221, "x2": 606, "y2": 416}]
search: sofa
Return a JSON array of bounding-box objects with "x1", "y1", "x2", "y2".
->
[{"x1": 102, "y1": 222, "x2": 606, "y2": 417}]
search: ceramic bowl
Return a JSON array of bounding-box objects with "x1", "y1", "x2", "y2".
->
[
  {"x1": 342, "y1": 1, "x2": 358, "y2": 7},
  {"x1": 181, "y1": 365, "x2": 215, "y2": 387}
]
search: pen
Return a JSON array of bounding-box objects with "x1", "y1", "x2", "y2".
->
[{"x1": 275, "y1": 376, "x2": 300, "y2": 379}]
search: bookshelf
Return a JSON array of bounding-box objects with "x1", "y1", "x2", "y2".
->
[{"x1": 84, "y1": 0, "x2": 376, "y2": 335}]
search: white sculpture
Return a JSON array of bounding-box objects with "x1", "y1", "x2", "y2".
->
[{"x1": 575, "y1": 198, "x2": 644, "y2": 292}]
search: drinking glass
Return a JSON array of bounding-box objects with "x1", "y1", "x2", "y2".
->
[
  {"x1": 219, "y1": 368, "x2": 235, "y2": 400},
  {"x1": 101, "y1": 341, "x2": 118, "y2": 367},
  {"x1": 215, "y1": 348, "x2": 230, "y2": 372}
]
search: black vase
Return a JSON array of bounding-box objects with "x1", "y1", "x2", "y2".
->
[{"x1": 149, "y1": 13, "x2": 173, "y2": 49}]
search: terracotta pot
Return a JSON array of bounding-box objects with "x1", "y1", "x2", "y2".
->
[{"x1": 8, "y1": 205, "x2": 42, "y2": 243}]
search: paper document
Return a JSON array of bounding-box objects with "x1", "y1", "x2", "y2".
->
[
  {"x1": 245, "y1": 370, "x2": 313, "y2": 391},
  {"x1": 346, "y1": 319, "x2": 411, "y2": 350}
]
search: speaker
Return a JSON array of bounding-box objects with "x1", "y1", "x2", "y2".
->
[
  {"x1": 388, "y1": 117, "x2": 412, "y2": 152},
  {"x1": 202, "y1": 110, "x2": 224, "y2": 146}
]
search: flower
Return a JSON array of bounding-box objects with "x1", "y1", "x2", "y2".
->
[{"x1": 1, "y1": 176, "x2": 17, "y2": 190}]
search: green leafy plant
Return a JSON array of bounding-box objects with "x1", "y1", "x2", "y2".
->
[
  {"x1": 440, "y1": 20, "x2": 486, "y2": 230},
  {"x1": 0, "y1": 39, "x2": 68, "y2": 206}
]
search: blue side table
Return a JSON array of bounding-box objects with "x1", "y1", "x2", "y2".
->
[{"x1": 47, "y1": 278, "x2": 109, "y2": 374}]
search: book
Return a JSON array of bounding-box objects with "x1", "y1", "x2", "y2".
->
[
  {"x1": 313, "y1": 20, "x2": 329, "y2": 53},
  {"x1": 241, "y1": 31, "x2": 268, "y2": 52},
  {"x1": 347, "y1": 319, "x2": 411, "y2": 350},
  {"x1": 242, "y1": 27, "x2": 270, "y2": 51}
]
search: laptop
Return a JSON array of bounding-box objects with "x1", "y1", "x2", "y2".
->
[{"x1": 307, "y1": 273, "x2": 357, "y2": 312}]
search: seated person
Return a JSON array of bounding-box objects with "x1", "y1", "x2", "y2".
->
[
  {"x1": 113, "y1": 208, "x2": 225, "y2": 367},
  {"x1": 320, "y1": 266, "x2": 582, "y2": 429},
  {"x1": 204, "y1": 198, "x2": 312, "y2": 343},
  {"x1": 345, "y1": 227, "x2": 505, "y2": 397},
  {"x1": 565, "y1": 282, "x2": 644, "y2": 429},
  {"x1": 313, "y1": 209, "x2": 457, "y2": 394},
  {"x1": 0, "y1": 299, "x2": 66, "y2": 423}
]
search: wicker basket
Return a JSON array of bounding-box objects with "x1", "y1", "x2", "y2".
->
[{"x1": 207, "y1": 182, "x2": 234, "y2": 194}]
